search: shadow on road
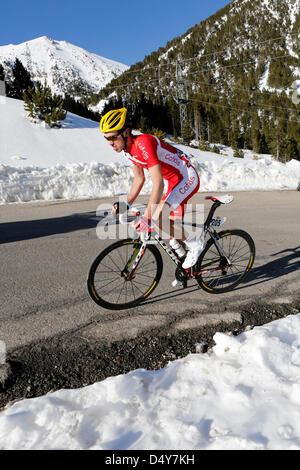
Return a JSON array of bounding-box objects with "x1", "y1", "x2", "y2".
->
[
  {"x1": 244, "y1": 246, "x2": 300, "y2": 287},
  {"x1": 0, "y1": 210, "x2": 200, "y2": 245},
  {"x1": 0, "y1": 211, "x2": 110, "y2": 244},
  {"x1": 142, "y1": 246, "x2": 300, "y2": 306},
  {"x1": 142, "y1": 283, "x2": 202, "y2": 306}
]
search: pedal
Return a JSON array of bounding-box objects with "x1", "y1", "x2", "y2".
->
[{"x1": 174, "y1": 266, "x2": 189, "y2": 288}]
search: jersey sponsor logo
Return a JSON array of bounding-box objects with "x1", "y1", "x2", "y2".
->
[
  {"x1": 164, "y1": 154, "x2": 181, "y2": 166},
  {"x1": 137, "y1": 142, "x2": 150, "y2": 160},
  {"x1": 179, "y1": 176, "x2": 196, "y2": 194}
]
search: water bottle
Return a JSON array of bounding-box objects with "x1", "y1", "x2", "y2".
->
[{"x1": 169, "y1": 238, "x2": 186, "y2": 259}]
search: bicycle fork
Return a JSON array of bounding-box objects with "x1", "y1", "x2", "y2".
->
[{"x1": 121, "y1": 240, "x2": 149, "y2": 280}]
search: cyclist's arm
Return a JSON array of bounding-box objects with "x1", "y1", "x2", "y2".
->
[
  {"x1": 143, "y1": 164, "x2": 164, "y2": 220},
  {"x1": 127, "y1": 165, "x2": 146, "y2": 206}
]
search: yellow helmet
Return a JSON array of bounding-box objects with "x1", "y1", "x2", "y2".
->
[{"x1": 100, "y1": 107, "x2": 128, "y2": 133}]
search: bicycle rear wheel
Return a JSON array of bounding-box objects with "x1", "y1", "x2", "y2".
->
[
  {"x1": 87, "y1": 238, "x2": 163, "y2": 310},
  {"x1": 196, "y1": 229, "x2": 255, "y2": 294}
]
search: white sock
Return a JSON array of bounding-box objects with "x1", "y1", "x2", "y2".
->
[
  {"x1": 185, "y1": 236, "x2": 198, "y2": 248},
  {"x1": 184, "y1": 234, "x2": 204, "y2": 250}
]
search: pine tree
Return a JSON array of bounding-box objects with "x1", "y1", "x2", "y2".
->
[
  {"x1": 0, "y1": 64, "x2": 4, "y2": 81},
  {"x1": 0, "y1": 64, "x2": 5, "y2": 97},
  {"x1": 270, "y1": 118, "x2": 287, "y2": 161},
  {"x1": 230, "y1": 127, "x2": 241, "y2": 150},
  {"x1": 282, "y1": 137, "x2": 299, "y2": 162},
  {"x1": 63, "y1": 94, "x2": 100, "y2": 122},
  {"x1": 250, "y1": 112, "x2": 270, "y2": 154},
  {"x1": 7, "y1": 58, "x2": 34, "y2": 99},
  {"x1": 138, "y1": 115, "x2": 151, "y2": 133},
  {"x1": 268, "y1": 59, "x2": 293, "y2": 89},
  {"x1": 23, "y1": 80, "x2": 66, "y2": 128},
  {"x1": 181, "y1": 122, "x2": 194, "y2": 143}
]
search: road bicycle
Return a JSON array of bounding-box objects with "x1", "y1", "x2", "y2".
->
[{"x1": 87, "y1": 194, "x2": 255, "y2": 310}]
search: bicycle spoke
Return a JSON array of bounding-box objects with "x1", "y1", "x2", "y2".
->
[
  {"x1": 94, "y1": 277, "x2": 120, "y2": 288},
  {"x1": 117, "y1": 246, "x2": 126, "y2": 267},
  {"x1": 231, "y1": 244, "x2": 248, "y2": 260},
  {"x1": 129, "y1": 278, "x2": 137, "y2": 300},
  {"x1": 130, "y1": 281, "x2": 145, "y2": 296},
  {"x1": 107, "y1": 252, "x2": 123, "y2": 272},
  {"x1": 116, "y1": 280, "x2": 126, "y2": 304},
  {"x1": 95, "y1": 269, "x2": 122, "y2": 275},
  {"x1": 94, "y1": 277, "x2": 120, "y2": 290},
  {"x1": 197, "y1": 231, "x2": 254, "y2": 293},
  {"x1": 136, "y1": 259, "x2": 155, "y2": 270},
  {"x1": 88, "y1": 241, "x2": 161, "y2": 308},
  {"x1": 130, "y1": 278, "x2": 152, "y2": 288},
  {"x1": 99, "y1": 261, "x2": 120, "y2": 272},
  {"x1": 134, "y1": 272, "x2": 157, "y2": 279}
]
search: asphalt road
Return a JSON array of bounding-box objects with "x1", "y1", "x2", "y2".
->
[{"x1": 1, "y1": 190, "x2": 299, "y2": 353}]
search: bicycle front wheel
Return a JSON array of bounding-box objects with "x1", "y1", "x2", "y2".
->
[
  {"x1": 196, "y1": 229, "x2": 255, "y2": 294},
  {"x1": 87, "y1": 238, "x2": 163, "y2": 310}
]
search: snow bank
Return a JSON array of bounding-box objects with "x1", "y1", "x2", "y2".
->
[
  {"x1": 0, "y1": 97, "x2": 299, "y2": 204},
  {"x1": 1, "y1": 156, "x2": 299, "y2": 204},
  {"x1": 0, "y1": 162, "x2": 139, "y2": 203},
  {"x1": 194, "y1": 156, "x2": 300, "y2": 192},
  {"x1": 1, "y1": 314, "x2": 300, "y2": 450}
]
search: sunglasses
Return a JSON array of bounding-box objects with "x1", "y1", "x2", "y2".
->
[{"x1": 104, "y1": 131, "x2": 123, "y2": 142}]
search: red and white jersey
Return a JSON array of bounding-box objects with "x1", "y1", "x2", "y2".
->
[
  {"x1": 123, "y1": 134, "x2": 192, "y2": 182},
  {"x1": 124, "y1": 134, "x2": 200, "y2": 216}
]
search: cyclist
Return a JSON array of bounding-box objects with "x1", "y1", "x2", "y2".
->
[{"x1": 99, "y1": 107, "x2": 204, "y2": 271}]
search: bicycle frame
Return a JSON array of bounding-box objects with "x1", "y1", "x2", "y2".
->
[
  {"x1": 124, "y1": 200, "x2": 232, "y2": 280},
  {"x1": 200, "y1": 200, "x2": 232, "y2": 266},
  {"x1": 124, "y1": 234, "x2": 181, "y2": 281}
]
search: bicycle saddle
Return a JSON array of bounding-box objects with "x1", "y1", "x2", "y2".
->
[{"x1": 205, "y1": 194, "x2": 234, "y2": 204}]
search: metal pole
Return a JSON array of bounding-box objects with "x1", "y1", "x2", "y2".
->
[{"x1": 176, "y1": 62, "x2": 188, "y2": 135}]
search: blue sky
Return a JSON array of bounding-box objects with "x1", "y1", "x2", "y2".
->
[{"x1": 1, "y1": 0, "x2": 232, "y2": 65}]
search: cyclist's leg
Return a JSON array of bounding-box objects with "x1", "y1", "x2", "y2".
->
[
  {"x1": 165, "y1": 165, "x2": 200, "y2": 240},
  {"x1": 152, "y1": 165, "x2": 200, "y2": 239},
  {"x1": 152, "y1": 165, "x2": 200, "y2": 243},
  {"x1": 152, "y1": 167, "x2": 200, "y2": 285},
  {"x1": 165, "y1": 167, "x2": 205, "y2": 269},
  {"x1": 151, "y1": 199, "x2": 177, "y2": 240}
]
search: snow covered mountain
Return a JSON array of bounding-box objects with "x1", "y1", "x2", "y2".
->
[
  {"x1": 0, "y1": 36, "x2": 128, "y2": 99},
  {"x1": 103, "y1": 0, "x2": 299, "y2": 98},
  {"x1": 99, "y1": 0, "x2": 299, "y2": 157}
]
